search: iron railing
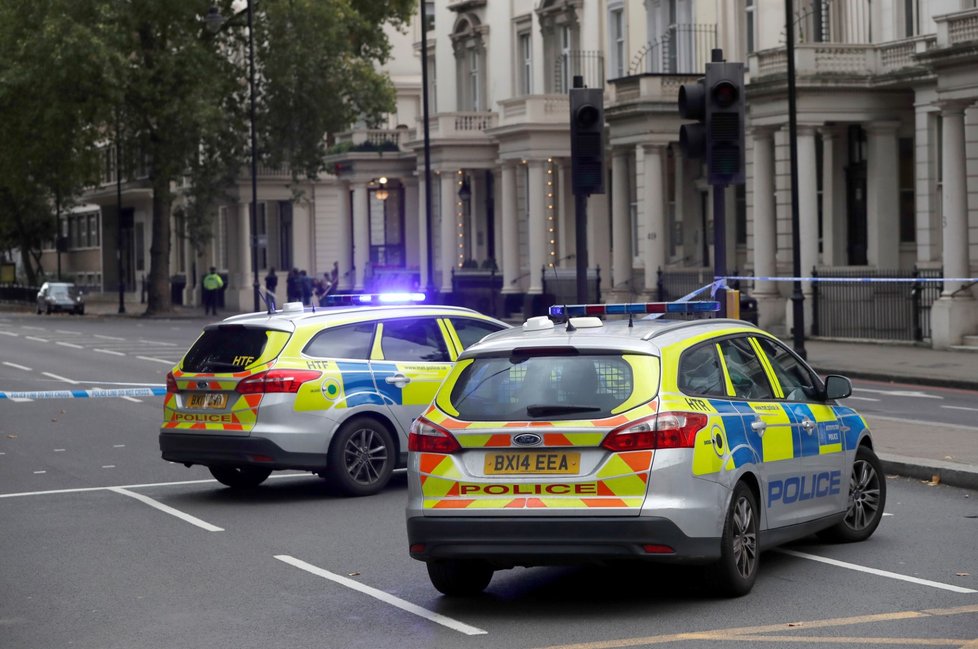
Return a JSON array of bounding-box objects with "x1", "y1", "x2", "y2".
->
[
  {"x1": 655, "y1": 267, "x2": 715, "y2": 301},
  {"x1": 553, "y1": 50, "x2": 604, "y2": 93},
  {"x1": 628, "y1": 24, "x2": 717, "y2": 75},
  {"x1": 810, "y1": 266, "x2": 942, "y2": 342}
]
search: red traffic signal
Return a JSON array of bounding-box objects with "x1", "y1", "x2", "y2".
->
[{"x1": 712, "y1": 81, "x2": 738, "y2": 108}]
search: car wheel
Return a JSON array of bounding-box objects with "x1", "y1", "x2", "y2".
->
[
  {"x1": 712, "y1": 481, "x2": 759, "y2": 597},
  {"x1": 45, "y1": 305, "x2": 51, "y2": 315},
  {"x1": 426, "y1": 560, "x2": 493, "y2": 596},
  {"x1": 208, "y1": 465, "x2": 271, "y2": 489},
  {"x1": 75, "y1": 306, "x2": 84, "y2": 315},
  {"x1": 326, "y1": 417, "x2": 395, "y2": 497},
  {"x1": 817, "y1": 445, "x2": 886, "y2": 543}
]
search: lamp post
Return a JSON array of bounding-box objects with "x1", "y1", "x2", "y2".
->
[
  {"x1": 206, "y1": 3, "x2": 260, "y2": 312},
  {"x1": 420, "y1": 0, "x2": 435, "y2": 298},
  {"x1": 785, "y1": 0, "x2": 807, "y2": 359},
  {"x1": 116, "y1": 115, "x2": 125, "y2": 314}
]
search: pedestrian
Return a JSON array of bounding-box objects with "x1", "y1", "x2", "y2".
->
[
  {"x1": 265, "y1": 267, "x2": 278, "y2": 295},
  {"x1": 300, "y1": 269, "x2": 313, "y2": 306},
  {"x1": 202, "y1": 267, "x2": 224, "y2": 315},
  {"x1": 286, "y1": 268, "x2": 299, "y2": 303}
]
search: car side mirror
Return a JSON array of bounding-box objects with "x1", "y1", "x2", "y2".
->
[{"x1": 823, "y1": 375, "x2": 852, "y2": 400}]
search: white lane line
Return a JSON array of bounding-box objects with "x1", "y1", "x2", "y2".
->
[
  {"x1": 941, "y1": 405, "x2": 978, "y2": 412},
  {"x1": 26, "y1": 336, "x2": 48, "y2": 342},
  {"x1": 865, "y1": 414, "x2": 978, "y2": 432},
  {"x1": 0, "y1": 473, "x2": 314, "y2": 498},
  {"x1": 33, "y1": 471, "x2": 46, "y2": 474},
  {"x1": 10, "y1": 397, "x2": 33, "y2": 403},
  {"x1": 778, "y1": 549, "x2": 977, "y2": 594},
  {"x1": 140, "y1": 340, "x2": 177, "y2": 346},
  {"x1": 848, "y1": 396, "x2": 880, "y2": 402},
  {"x1": 854, "y1": 388, "x2": 943, "y2": 400},
  {"x1": 94, "y1": 348, "x2": 125, "y2": 356},
  {"x1": 21, "y1": 326, "x2": 44, "y2": 331},
  {"x1": 94, "y1": 334, "x2": 125, "y2": 341},
  {"x1": 0, "y1": 331, "x2": 19, "y2": 336},
  {"x1": 137, "y1": 356, "x2": 175, "y2": 365},
  {"x1": 102, "y1": 465, "x2": 116, "y2": 469},
  {"x1": 113, "y1": 444, "x2": 125, "y2": 448},
  {"x1": 56, "y1": 342, "x2": 83, "y2": 349},
  {"x1": 54, "y1": 449, "x2": 65, "y2": 452},
  {"x1": 274, "y1": 555, "x2": 488, "y2": 636},
  {"x1": 42, "y1": 372, "x2": 79, "y2": 385},
  {"x1": 3, "y1": 361, "x2": 32, "y2": 371},
  {"x1": 121, "y1": 396, "x2": 142, "y2": 403},
  {"x1": 55, "y1": 330, "x2": 81, "y2": 334},
  {"x1": 108, "y1": 487, "x2": 223, "y2": 532}
]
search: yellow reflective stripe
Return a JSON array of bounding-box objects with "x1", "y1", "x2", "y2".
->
[
  {"x1": 749, "y1": 337, "x2": 784, "y2": 399},
  {"x1": 435, "y1": 358, "x2": 470, "y2": 417},
  {"x1": 441, "y1": 319, "x2": 463, "y2": 359},
  {"x1": 691, "y1": 415, "x2": 729, "y2": 476},
  {"x1": 715, "y1": 343, "x2": 736, "y2": 397},
  {"x1": 370, "y1": 322, "x2": 385, "y2": 360},
  {"x1": 611, "y1": 355, "x2": 660, "y2": 414}
]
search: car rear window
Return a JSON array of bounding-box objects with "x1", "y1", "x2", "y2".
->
[
  {"x1": 448, "y1": 353, "x2": 659, "y2": 421},
  {"x1": 181, "y1": 326, "x2": 281, "y2": 372}
]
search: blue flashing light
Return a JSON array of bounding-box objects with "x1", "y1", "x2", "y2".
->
[
  {"x1": 549, "y1": 301, "x2": 720, "y2": 318},
  {"x1": 326, "y1": 292, "x2": 427, "y2": 307}
]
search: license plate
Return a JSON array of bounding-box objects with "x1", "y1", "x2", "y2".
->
[
  {"x1": 187, "y1": 392, "x2": 228, "y2": 409},
  {"x1": 484, "y1": 452, "x2": 580, "y2": 475}
]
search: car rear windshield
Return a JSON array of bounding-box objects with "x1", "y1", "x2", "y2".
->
[
  {"x1": 181, "y1": 326, "x2": 281, "y2": 373},
  {"x1": 448, "y1": 353, "x2": 659, "y2": 421}
]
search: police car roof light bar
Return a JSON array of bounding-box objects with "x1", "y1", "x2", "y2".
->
[
  {"x1": 325, "y1": 292, "x2": 427, "y2": 307},
  {"x1": 548, "y1": 301, "x2": 720, "y2": 318}
]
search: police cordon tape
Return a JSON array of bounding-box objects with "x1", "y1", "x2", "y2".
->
[
  {"x1": 720, "y1": 275, "x2": 978, "y2": 284},
  {"x1": 0, "y1": 387, "x2": 166, "y2": 401}
]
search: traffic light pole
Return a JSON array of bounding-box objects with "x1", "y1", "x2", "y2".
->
[
  {"x1": 713, "y1": 186, "x2": 727, "y2": 318},
  {"x1": 575, "y1": 193, "x2": 588, "y2": 304}
]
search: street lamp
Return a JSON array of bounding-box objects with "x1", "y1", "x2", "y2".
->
[
  {"x1": 207, "y1": 3, "x2": 260, "y2": 312},
  {"x1": 420, "y1": 0, "x2": 435, "y2": 298},
  {"x1": 785, "y1": 0, "x2": 807, "y2": 359}
]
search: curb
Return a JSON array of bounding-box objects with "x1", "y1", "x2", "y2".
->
[
  {"x1": 879, "y1": 453, "x2": 978, "y2": 491},
  {"x1": 810, "y1": 366, "x2": 978, "y2": 392}
]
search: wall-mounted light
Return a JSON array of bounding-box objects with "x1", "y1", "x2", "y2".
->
[
  {"x1": 457, "y1": 177, "x2": 471, "y2": 202},
  {"x1": 373, "y1": 176, "x2": 389, "y2": 201}
]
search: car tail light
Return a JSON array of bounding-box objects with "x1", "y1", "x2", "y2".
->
[
  {"x1": 602, "y1": 412, "x2": 709, "y2": 452},
  {"x1": 408, "y1": 417, "x2": 461, "y2": 454},
  {"x1": 166, "y1": 372, "x2": 178, "y2": 394},
  {"x1": 235, "y1": 369, "x2": 322, "y2": 394}
]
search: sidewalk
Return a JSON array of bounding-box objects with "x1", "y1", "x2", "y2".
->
[{"x1": 6, "y1": 297, "x2": 978, "y2": 490}]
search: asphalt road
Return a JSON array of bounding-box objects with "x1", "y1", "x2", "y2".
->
[{"x1": 2, "y1": 313, "x2": 977, "y2": 648}]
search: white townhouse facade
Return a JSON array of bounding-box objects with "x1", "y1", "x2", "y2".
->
[{"x1": 55, "y1": 0, "x2": 978, "y2": 349}]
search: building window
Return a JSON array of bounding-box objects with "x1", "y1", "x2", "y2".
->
[
  {"x1": 427, "y1": 53, "x2": 437, "y2": 113},
  {"x1": 559, "y1": 25, "x2": 572, "y2": 93},
  {"x1": 469, "y1": 48, "x2": 481, "y2": 111},
  {"x1": 745, "y1": 0, "x2": 755, "y2": 54},
  {"x1": 452, "y1": 15, "x2": 485, "y2": 112},
  {"x1": 424, "y1": 1, "x2": 435, "y2": 31},
  {"x1": 279, "y1": 202, "x2": 293, "y2": 270},
  {"x1": 898, "y1": 138, "x2": 915, "y2": 243},
  {"x1": 88, "y1": 213, "x2": 99, "y2": 247},
  {"x1": 518, "y1": 31, "x2": 533, "y2": 95},
  {"x1": 610, "y1": 8, "x2": 625, "y2": 79}
]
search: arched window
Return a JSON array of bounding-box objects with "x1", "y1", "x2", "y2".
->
[{"x1": 451, "y1": 15, "x2": 487, "y2": 111}]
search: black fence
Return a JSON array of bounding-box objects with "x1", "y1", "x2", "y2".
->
[
  {"x1": 656, "y1": 268, "x2": 715, "y2": 301},
  {"x1": 0, "y1": 284, "x2": 38, "y2": 303},
  {"x1": 450, "y1": 268, "x2": 502, "y2": 317},
  {"x1": 811, "y1": 267, "x2": 942, "y2": 342},
  {"x1": 542, "y1": 267, "x2": 601, "y2": 306}
]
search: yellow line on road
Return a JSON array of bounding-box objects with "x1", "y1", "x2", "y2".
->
[{"x1": 532, "y1": 604, "x2": 978, "y2": 649}]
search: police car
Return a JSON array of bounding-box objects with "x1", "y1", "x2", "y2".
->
[
  {"x1": 159, "y1": 295, "x2": 508, "y2": 495},
  {"x1": 405, "y1": 301, "x2": 886, "y2": 596}
]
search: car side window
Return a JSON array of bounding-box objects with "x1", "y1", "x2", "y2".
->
[
  {"x1": 754, "y1": 337, "x2": 821, "y2": 403},
  {"x1": 381, "y1": 318, "x2": 450, "y2": 363},
  {"x1": 449, "y1": 318, "x2": 505, "y2": 350},
  {"x1": 718, "y1": 337, "x2": 775, "y2": 400},
  {"x1": 303, "y1": 322, "x2": 375, "y2": 359},
  {"x1": 678, "y1": 344, "x2": 726, "y2": 397}
]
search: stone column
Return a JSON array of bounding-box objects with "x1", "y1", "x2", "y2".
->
[
  {"x1": 337, "y1": 183, "x2": 353, "y2": 290},
  {"x1": 558, "y1": 159, "x2": 575, "y2": 267},
  {"x1": 797, "y1": 125, "x2": 819, "y2": 295},
  {"x1": 352, "y1": 181, "x2": 369, "y2": 291},
  {"x1": 440, "y1": 171, "x2": 458, "y2": 293},
  {"x1": 642, "y1": 144, "x2": 666, "y2": 297},
  {"x1": 931, "y1": 103, "x2": 977, "y2": 349},
  {"x1": 237, "y1": 202, "x2": 252, "y2": 291},
  {"x1": 500, "y1": 162, "x2": 519, "y2": 293},
  {"x1": 866, "y1": 121, "x2": 900, "y2": 269},
  {"x1": 469, "y1": 171, "x2": 483, "y2": 262},
  {"x1": 610, "y1": 148, "x2": 632, "y2": 298},
  {"x1": 527, "y1": 160, "x2": 547, "y2": 294},
  {"x1": 751, "y1": 128, "x2": 776, "y2": 296},
  {"x1": 417, "y1": 174, "x2": 431, "y2": 292},
  {"x1": 820, "y1": 126, "x2": 846, "y2": 266},
  {"x1": 402, "y1": 180, "x2": 420, "y2": 281}
]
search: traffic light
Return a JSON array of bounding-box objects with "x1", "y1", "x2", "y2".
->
[
  {"x1": 569, "y1": 87, "x2": 605, "y2": 195},
  {"x1": 677, "y1": 61, "x2": 745, "y2": 186},
  {"x1": 705, "y1": 61, "x2": 745, "y2": 186}
]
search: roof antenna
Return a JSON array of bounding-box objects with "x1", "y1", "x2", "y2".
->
[
  {"x1": 550, "y1": 263, "x2": 575, "y2": 331},
  {"x1": 628, "y1": 312, "x2": 634, "y2": 328}
]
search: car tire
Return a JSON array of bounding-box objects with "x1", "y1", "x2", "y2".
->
[
  {"x1": 75, "y1": 306, "x2": 84, "y2": 316},
  {"x1": 426, "y1": 560, "x2": 493, "y2": 596},
  {"x1": 325, "y1": 417, "x2": 395, "y2": 497},
  {"x1": 46, "y1": 305, "x2": 51, "y2": 315},
  {"x1": 208, "y1": 465, "x2": 271, "y2": 489},
  {"x1": 817, "y1": 445, "x2": 886, "y2": 543},
  {"x1": 712, "y1": 481, "x2": 759, "y2": 597}
]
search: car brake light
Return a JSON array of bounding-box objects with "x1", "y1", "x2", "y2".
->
[
  {"x1": 408, "y1": 417, "x2": 461, "y2": 454},
  {"x1": 235, "y1": 369, "x2": 322, "y2": 394},
  {"x1": 166, "y1": 372, "x2": 178, "y2": 394},
  {"x1": 601, "y1": 412, "x2": 709, "y2": 452}
]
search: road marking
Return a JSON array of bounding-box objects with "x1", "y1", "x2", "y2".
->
[
  {"x1": 777, "y1": 549, "x2": 977, "y2": 593},
  {"x1": 102, "y1": 465, "x2": 116, "y2": 469},
  {"x1": 113, "y1": 444, "x2": 125, "y2": 448},
  {"x1": 866, "y1": 414, "x2": 978, "y2": 432},
  {"x1": 26, "y1": 336, "x2": 48, "y2": 342},
  {"x1": 55, "y1": 329, "x2": 81, "y2": 334},
  {"x1": 108, "y1": 487, "x2": 223, "y2": 532},
  {"x1": 56, "y1": 342, "x2": 83, "y2": 349},
  {"x1": 3, "y1": 361, "x2": 32, "y2": 371},
  {"x1": 855, "y1": 388, "x2": 943, "y2": 400},
  {"x1": 33, "y1": 471, "x2": 46, "y2": 474},
  {"x1": 0, "y1": 331, "x2": 19, "y2": 336},
  {"x1": 94, "y1": 348, "x2": 125, "y2": 356},
  {"x1": 531, "y1": 605, "x2": 978, "y2": 649},
  {"x1": 848, "y1": 396, "x2": 880, "y2": 402},
  {"x1": 0, "y1": 473, "x2": 312, "y2": 498},
  {"x1": 10, "y1": 397, "x2": 33, "y2": 402},
  {"x1": 94, "y1": 334, "x2": 125, "y2": 340},
  {"x1": 137, "y1": 356, "x2": 174, "y2": 365},
  {"x1": 140, "y1": 340, "x2": 177, "y2": 346},
  {"x1": 54, "y1": 449, "x2": 65, "y2": 452},
  {"x1": 274, "y1": 555, "x2": 487, "y2": 636},
  {"x1": 121, "y1": 396, "x2": 142, "y2": 403},
  {"x1": 941, "y1": 405, "x2": 978, "y2": 412},
  {"x1": 41, "y1": 372, "x2": 79, "y2": 385},
  {"x1": 21, "y1": 326, "x2": 44, "y2": 331}
]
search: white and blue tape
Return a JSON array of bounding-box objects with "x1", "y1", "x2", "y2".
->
[{"x1": 0, "y1": 386, "x2": 166, "y2": 401}]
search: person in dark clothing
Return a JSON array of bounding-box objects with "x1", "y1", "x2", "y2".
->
[
  {"x1": 265, "y1": 267, "x2": 278, "y2": 295},
  {"x1": 300, "y1": 270, "x2": 313, "y2": 306},
  {"x1": 286, "y1": 268, "x2": 300, "y2": 303}
]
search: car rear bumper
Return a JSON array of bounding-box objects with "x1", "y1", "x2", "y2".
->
[
  {"x1": 159, "y1": 432, "x2": 325, "y2": 471},
  {"x1": 406, "y1": 516, "x2": 720, "y2": 566}
]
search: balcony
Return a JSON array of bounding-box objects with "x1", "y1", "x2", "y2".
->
[
  {"x1": 332, "y1": 128, "x2": 414, "y2": 152},
  {"x1": 937, "y1": 7, "x2": 978, "y2": 48},
  {"x1": 750, "y1": 37, "x2": 935, "y2": 83},
  {"x1": 425, "y1": 111, "x2": 497, "y2": 138},
  {"x1": 496, "y1": 95, "x2": 568, "y2": 127},
  {"x1": 626, "y1": 24, "x2": 716, "y2": 76},
  {"x1": 609, "y1": 74, "x2": 695, "y2": 107}
]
